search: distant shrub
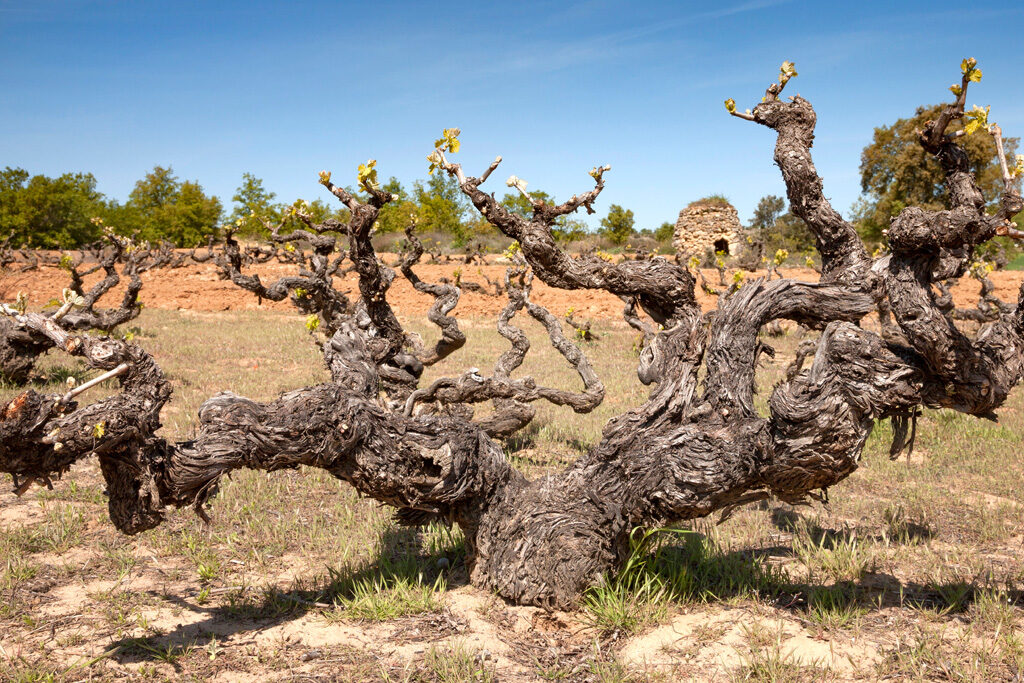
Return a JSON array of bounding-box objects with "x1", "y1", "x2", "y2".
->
[{"x1": 687, "y1": 194, "x2": 732, "y2": 209}]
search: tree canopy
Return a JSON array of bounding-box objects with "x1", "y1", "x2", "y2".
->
[
  {"x1": 1, "y1": 164, "x2": 652, "y2": 249},
  {"x1": 749, "y1": 195, "x2": 785, "y2": 233},
  {"x1": 599, "y1": 204, "x2": 635, "y2": 245},
  {"x1": 745, "y1": 194, "x2": 814, "y2": 254},
  {"x1": 229, "y1": 172, "x2": 279, "y2": 237},
  {"x1": 0, "y1": 167, "x2": 107, "y2": 248},
  {"x1": 414, "y1": 173, "x2": 471, "y2": 245},
  {"x1": 123, "y1": 166, "x2": 223, "y2": 247},
  {"x1": 856, "y1": 103, "x2": 1020, "y2": 242},
  {"x1": 499, "y1": 189, "x2": 588, "y2": 243}
]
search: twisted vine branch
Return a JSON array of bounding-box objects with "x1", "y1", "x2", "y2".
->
[{"x1": 3, "y1": 60, "x2": 1024, "y2": 611}]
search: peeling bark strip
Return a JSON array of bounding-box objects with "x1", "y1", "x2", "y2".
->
[{"x1": 3, "y1": 61, "x2": 1024, "y2": 609}]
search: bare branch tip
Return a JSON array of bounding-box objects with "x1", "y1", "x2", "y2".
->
[
  {"x1": 479, "y1": 156, "x2": 503, "y2": 184},
  {"x1": 60, "y1": 363, "x2": 130, "y2": 404}
]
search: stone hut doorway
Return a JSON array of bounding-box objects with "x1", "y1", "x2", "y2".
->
[{"x1": 672, "y1": 198, "x2": 743, "y2": 259}]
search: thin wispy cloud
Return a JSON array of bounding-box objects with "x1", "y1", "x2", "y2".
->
[{"x1": 458, "y1": 0, "x2": 790, "y2": 79}]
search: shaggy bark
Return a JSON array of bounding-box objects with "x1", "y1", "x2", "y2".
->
[
  {"x1": 404, "y1": 267, "x2": 604, "y2": 437},
  {"x1": 398, "y1": 225, "x2": 466, "y2": 367},
  {"x1": 563, "y1": 309, "x2": 597, "y2": 341},
  {"x1": 4, "y1": 61, "x2": 1024, "y2": 610},
  {"x1": 0, "y1": 235, "x2": 144, "y2": 384},
  {"x1": 736, "y1": 234, "x2": 766, "y2": 272},
  {"x1": 217, "y1": 205, "x2": 605, "y2": 427},
  {"x1": 936, "y1": 270, "x2": 1014, "y2": 324},
  {"x1": 0, "y1": 231, "x2": 16, "y2": 270},
  {"x1": 215, "y1": 223, "x2": 355, "y2": 337},
  {"x1": 0, "y1": 319, "x2": 52, "y2": 384}
]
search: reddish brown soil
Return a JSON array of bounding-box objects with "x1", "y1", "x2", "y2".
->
[{"x1": 2, "y1": 257, "x2": 1019, "y2": 320}]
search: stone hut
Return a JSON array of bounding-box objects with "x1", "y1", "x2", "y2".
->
[{"x1": 672, "y1": 198, "x2": 744, "y2": 258}]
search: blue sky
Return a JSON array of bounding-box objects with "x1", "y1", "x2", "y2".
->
[{"x1": 2, "y1": 0, "x2": 1023, "y2": 230}]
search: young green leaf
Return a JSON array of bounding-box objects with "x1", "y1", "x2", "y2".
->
[
  {"x1": 960, "y1": 57, "x2": 981, "y2": 83},
  {"x1": 426, "y1": 150, "x2": 443, "y2": 175},
  {"x1": 779, "y1": 61, "x2": 798, "y2": 83},
  {"x1": 357, "y1": 159, "x2": 379, "y2": 191},
  {"x1": 441, "y1": 127, "x2": 461, "y2": 153},
  {"x1": 433, "y1": 128, "x2": 461, "y2": 153},
  {"x1": 962, "y1": 104, "x2": 991, "y2": 136}
]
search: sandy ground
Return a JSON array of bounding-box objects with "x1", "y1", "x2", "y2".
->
[
  {"x1": 4, "y1": 255, "x2": 1024, "y2": 679},
  {"x1": 0, "y1": 465, "x2": 900, "y2": 681},
  {"x1": 3, "y1": 255, "x2": 1022, "y2": 319}
]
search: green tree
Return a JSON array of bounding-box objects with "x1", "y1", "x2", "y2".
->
[
  {"x1": 749, "y1": 195, "x2": 785, "y2": 232},
  {"x1": 299, "y1": 198, "x2": 336, "y2": 225},
  {"x1": 230, "y1": 173, "x2": 279, "y2": 238},
  {"x1": 0, "y1": 167, "x2": 30, "y2": 242},
  {"x1": 553, "y1": 217, "x2": 588, "y2": 244},
  {"x1": 746, "y1": 194, "x2": 812, "y2": 253},
  {"x1": 636, "y1": 221, "x2": 674, "y2": 245},
  {"x1": 653, "y1": 221, "x2": 674, "y2": 243},
  {"x1": 0, "y1": 167, "x2": 107, "y2": 247},
  {"x1": 375, "y1": 177, "x2": 418, "y2": 234},
  {"x1": 857, "y1": 104, "x2": 1020, "y2": 242},
  {"x1": 414, "y1": 173, "x2": 470, "y2": 245},
  {"x1": 500, "y1": 189, "x2": 553, "y2": 218},
  {"x1": 128, "y1": 166, "x2": 177, "y2": 214},
  {"x1": 127, "y1": 166, "x2": 222, "y2": 247},
  {"x1": 599, "y1": 204, "x2": 635, "y2": 245},
  {"x1": 174, "y1": 181, "x2": 223, "y2": 246},
  {"x1": 773, "y1": 211, "x2": 813, "y2": 252},
  {"x1": 499, "y1": 189, "x2": 587, "y2": 242}
]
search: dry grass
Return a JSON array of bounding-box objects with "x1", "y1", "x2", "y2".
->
[{"x1": 1, "y1": 309, "x2": 1024, "y2": 680}]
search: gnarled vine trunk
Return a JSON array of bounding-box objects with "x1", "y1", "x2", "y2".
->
[{"x1": 2, "y1": 61, "x2": 1023, "y2": 609}]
